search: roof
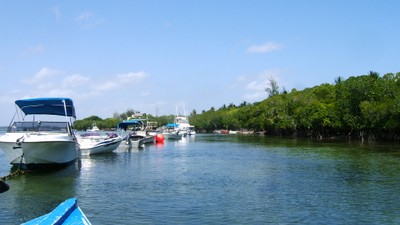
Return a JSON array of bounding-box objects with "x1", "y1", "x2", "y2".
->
[
  {"x1": 15, "y1": 97, "x2": 76, "y2": 118},
  {"x1": 117, "y1": 120, "x2": 143, "y2": 129}
]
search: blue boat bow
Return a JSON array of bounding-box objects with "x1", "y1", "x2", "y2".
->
[{"x1": 22, "y1": 198, "x2": 91, "y2": 225}]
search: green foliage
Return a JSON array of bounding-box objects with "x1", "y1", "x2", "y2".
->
[
  {"x1": 190, "y1": 71, "x2": 400, "y2": 141},
  {"x1": 74, "y1": 108, "x2": 177, "y2": 131}
]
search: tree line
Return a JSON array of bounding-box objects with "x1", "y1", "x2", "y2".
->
[
  {"x1": 74, "y1": 109, "x2": 175, "y2": 131},
  {"x1": 190, "y1": 71, "x2": 400, "y2": 142},
  {"x1": 74, "y1": 71, "x2": 400, "y2": 142}
]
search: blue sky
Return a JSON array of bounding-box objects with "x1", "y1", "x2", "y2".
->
[{"x1": 1, "y1": 1, "x2": 399, "y2": 125}]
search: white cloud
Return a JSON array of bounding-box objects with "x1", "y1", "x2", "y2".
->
[
  {"x1": 36, "y1": 82, "x2": 54, "y2": 90},
  {"x1": 62, "y1": 74, "x2": 90, "y2": 88},
  {"x1": 93, "y1": 81, "x2": 118, "y2": 91},
  {"x1": 117, "y1": 71, "x2": 148, "y2": 83},
  {"x1": 22, "y1": 67, "x2": 62, "y2": 84},
  {"x1": 92, "y1": 71, "x2": 149, "y2": 91},
  {"x1": 76, "y1": 11, "x2": 103, "y2": 29},
  {"x1": 247, "y1": 42, "x2": 283, "y2": 53},
  {"x1": 47, "y1": 88, "x2": 75, "y2": 97},
  {"x1": 238, "y1": 69, "x2": 285, "y2": 102},
  {"x1": 245, "y1": 80, "x2": 265, "y2": 92},
  {"x1": 242, "y1": 78, "x2": 267, "y2": 102}
]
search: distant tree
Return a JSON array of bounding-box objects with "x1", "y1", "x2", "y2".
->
[
  {"x1": 369, "y1": 71, "x2": 379, "y2": 79},
  {"x1": 334, "y1": 76, "x2": 343, "y2": 85},
  {"x1": 85, "y1": 115, "x2": 102, "y2": 121},
  {"x1": 265, "y1": 77, "x2": 279, "y2": 97},
  {"x1": 239, "y1": 101, "x2": 247, "y2": 107}
]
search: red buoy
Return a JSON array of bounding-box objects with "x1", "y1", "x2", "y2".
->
[{"x1": 155, "y1": 134, "x2": 165, "y2": 143}]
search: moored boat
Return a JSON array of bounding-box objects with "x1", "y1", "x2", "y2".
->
[
  {"x1": 77, "y1": 132, "x2": 122, "y2": 155},
  {"x1": 174, "y1": 115, "x2": 196, "y2": 135},
  {"x1": 117, "y1": 119, "x2": 156, "y2": 147},
  {"x1": 162, "y1": 123, "x2": 184, "y2": 140},
  {"x1": 86, "y1": 124, "x2": 100, "y2": 132},
  {"x1": 128, "y1": 131, "x2": 155, "y2": 147},
  {"x1": 22, "y1": 198, "x2": 91, "y2": 225},
  {"x1": 0, "y1": 98, "x2": 80, "y2": 170}
]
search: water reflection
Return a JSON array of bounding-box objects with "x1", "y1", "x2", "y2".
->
[
  {"x1": 2, "y1": 135, "x2": 400, "y2": 224},
  {"x1": 1, "y1": 162, "x2": 81, "y2": 224}
]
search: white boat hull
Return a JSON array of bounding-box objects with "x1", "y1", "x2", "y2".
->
[
  {"x1": 127, "y1": 135, "x2": 155, "y2": 147},
  {"x1": 164, "y1": 132, "x2": 183, "y2": 140},
  {"x1": 80, "y1": 137, "x2": 122, "y2": 155},
  {"x1": 0, "y1": 132, "x2": 79, "y2": 169}
]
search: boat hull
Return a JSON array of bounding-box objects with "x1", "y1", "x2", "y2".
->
[
  {"x1": 80, "y1": 138, "x2": 122, "y2": 155},
  {"x1": 22, "y1": 198, "x2": 91, "y2": 225},
  {"x1": 0, "y1": 132, "x2": 79, "y2": 169},
  {"x1": 127, "y1": 135, "x2": 155, "y2": 147},
  {"x1": 164, "y1": 132, "x2": 183, "y2": 140}
]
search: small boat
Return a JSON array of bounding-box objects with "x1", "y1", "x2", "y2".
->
[
  {"x1": 175, "y1": 115, "x2": 196, "y2": 135},
  {"x1": 117, "y1": 119, "x2": 156, "y2": 147},
  {"x1": 128, "y1": 131, "x2": 155, "y2": 147},
  {"x1": 162, "y1": 123, "x2": 186, "y2": 139},
  {"x1": 86, "y1": 124, "x2": 100, "y2": 132},
  {"x1": 77, "y1": 132, "x2": 122, "y2": 155},
  {"x1": 163, "y1": 113, "x2": 196, "y2": 138},
  {"x1": 163, "y1": 131, "x2": 183, "y2": 140},
  {"x1": 0, "y1": 98, "x2": 80, "y2": 169},
  {"x1": 22, "y1": 198, "x2": 91, "y2": 225}
]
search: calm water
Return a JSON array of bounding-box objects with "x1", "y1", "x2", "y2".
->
[{"x1": 1, "y1": 134, "x2": 400, "y2": 224}]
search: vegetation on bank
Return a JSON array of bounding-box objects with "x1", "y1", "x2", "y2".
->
[
  {"x1": 75, "y1": 71, "x2": 400, "y2": 142},
  {"x1": 74, "y1": 111, "x2": 174, "y2": 131}
]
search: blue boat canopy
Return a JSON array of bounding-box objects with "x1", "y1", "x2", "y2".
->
[
  {"x1": 166, "y1": 123, "x2": 178, "y2": 128},
  {"x1": 117, "y1": 120, "x2": 143, "y2": 130},
  {"x1": 15, "y1": 98, "x2": 76, "y2": 118}
]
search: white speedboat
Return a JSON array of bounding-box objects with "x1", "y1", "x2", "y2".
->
[
  {"x1": 0, "y1": 98, "x2": 80, "y2": 169},
  {"x1": 78, "y1": 132, "x2": 122, "y2": 155}
]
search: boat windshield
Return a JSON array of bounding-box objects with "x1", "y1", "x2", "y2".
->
[{"x1": 8, "y1": 121, "x2": 69, "y2": 133}]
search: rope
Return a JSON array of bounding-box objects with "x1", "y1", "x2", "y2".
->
[
  {"x1": 0, "y1": 153, "x2": 26, "y2": 182},
  {"x1": 1, "y1": 169, "x2": 25, "y2": 181},
  {"x1": 0, "y1": 154, "x2": 26, "y2": 193}
]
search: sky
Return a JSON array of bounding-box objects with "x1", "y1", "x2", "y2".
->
[{"x1": 1, "y1": 1, "x2": 399, "y2": 125}]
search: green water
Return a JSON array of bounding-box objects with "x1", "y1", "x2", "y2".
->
[{"x1": 1, "y1": 134, "x2": 400, "y2": 224}]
